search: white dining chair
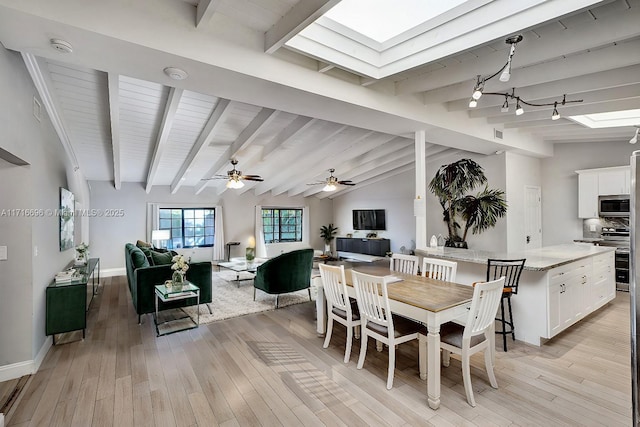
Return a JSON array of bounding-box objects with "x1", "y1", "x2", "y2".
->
[
  {"x1": 421, "y1": 257, "x2": 458, "y2": 282},
  {"x1": 390, "y1": 253, "x2": 419, "y2": 275},
  {"x1": 439, "y1": 276, "x2": 505, "y2": 407},
  {"x1": 351, "y1": 270, "x2": 426, "y2": 389},
  {"x1": 319, "y1": 264, "x2": 361, "y2": 363}
]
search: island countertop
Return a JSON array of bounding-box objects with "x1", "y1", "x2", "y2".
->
[{"x1": 416, "y1": 243, "x2": 615, "y2": 271}]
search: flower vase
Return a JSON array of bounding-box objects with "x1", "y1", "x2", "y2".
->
[
  {"x1": 172, "y1": 270, "x2": 184, "y2": 290},
  {"x1": 324, "y1": 243, "x2": 331, "y2": 256}
]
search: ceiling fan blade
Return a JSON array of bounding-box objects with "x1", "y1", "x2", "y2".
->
[
  {"x1": 241, "y1": 174, "x2": 262, "y2": 178},
  {"x1": 338, "y1": 181, "x2": 356, "y2": 186},
  {"x1": 307, "y1": 182, "x2": 325, "y2": 185},
  {"x1": 200, "y1": 176, "x2": 227, "y2": 181},
  {"x1": 242, "y1": 176, "x2": 264, "y2": 182}
]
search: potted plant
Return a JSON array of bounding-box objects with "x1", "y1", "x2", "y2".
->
[
  {"x1": 429, "y1": 158, "x2": 507, "y2": 248},
  {"x1": 320, "y1": 223, "x2": 338, "y2": 255}
]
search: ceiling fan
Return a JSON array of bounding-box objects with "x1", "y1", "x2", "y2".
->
[
  {"x1": 307, "y1": 169, "x2": 356, "y2": 192},
  {"x1": 201, "y1": 159, "x2": 263, "y2": 189}
]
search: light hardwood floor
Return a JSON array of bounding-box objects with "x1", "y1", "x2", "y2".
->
[{"x1": 2, "y1": 275, "x2": 632, "y2": 426}]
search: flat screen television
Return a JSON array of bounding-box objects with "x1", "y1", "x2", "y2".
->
[{"x1": 353, "y1": 209, "x2": 386, "y2": 230}]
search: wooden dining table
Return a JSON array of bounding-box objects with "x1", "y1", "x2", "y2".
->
[{"x1": 314, "y1": 262, "x2": 478, "y2": 410}]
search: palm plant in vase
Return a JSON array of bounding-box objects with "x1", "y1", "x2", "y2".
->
[
  {"x1": 429, "y1": 158, "x2": 507, "y2": 248},
  {"x1": 320, "y1": 224, "x2": 338, "y2": 255}
]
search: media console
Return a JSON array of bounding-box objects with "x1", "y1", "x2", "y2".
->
[{"x1": 336, "y1": 237, "x2": 390, "y2": 257}]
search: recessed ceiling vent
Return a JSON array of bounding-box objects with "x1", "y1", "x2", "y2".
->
[
  {"x1": 50, "y1": 39, "x2": 73, "y2": 53},
  {"x1": 163, "y1": 67, "x2": 188, "y2": 80},
  {"x1": 494, "y1": 128, "x2": 504, "y2": 140}
]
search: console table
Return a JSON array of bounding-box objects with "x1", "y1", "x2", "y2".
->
[
  {"x1": 46, "y1": 257, "x2": 100, "y2": 344},
  {"x1": 336, "y1": 237, "x2": 390, "y2": 257}
]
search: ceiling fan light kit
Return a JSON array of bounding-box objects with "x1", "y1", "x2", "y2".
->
[
  {"x1": 201, "y1": 159, "x2": 263, "y2": 189},
  {"x1": 468, "y1": 35, "x2": 582, "y2": 121},
  {"x1": 308, "y1": 168, "x2": 356, "y2": 192}
]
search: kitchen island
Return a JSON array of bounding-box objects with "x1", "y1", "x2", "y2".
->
[{"x1": 416, "y1": 244, "x2": 616, "y2": 346}]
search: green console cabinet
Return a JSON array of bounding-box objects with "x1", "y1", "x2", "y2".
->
[{"x1": 46, "y1": 258, "x2": 100, "y2": 344}]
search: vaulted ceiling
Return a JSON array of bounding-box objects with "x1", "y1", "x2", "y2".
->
[{"x1": 0, "y1": 0, "x2": 637, "y2": 199}]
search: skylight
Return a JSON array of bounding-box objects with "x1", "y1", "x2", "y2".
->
[
  {"x1": 324, "y1": 0, "x2": 467, "y2": 43},
  {"x1": 569, "y1": 109, "x2": 640, "y2": 128}
]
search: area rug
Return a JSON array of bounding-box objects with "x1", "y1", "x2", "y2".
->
[{"x1": 182, "y1": 270, "x2": 318, "y2": 324}]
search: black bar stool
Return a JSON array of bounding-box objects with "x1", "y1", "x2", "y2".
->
[{"x1": 486, "y1": 258, "x2": 526, "y2": 352}]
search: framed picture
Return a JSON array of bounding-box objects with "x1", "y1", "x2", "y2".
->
[{"x1": 59, "y1": 187, "x2": 74, "y2": 251}]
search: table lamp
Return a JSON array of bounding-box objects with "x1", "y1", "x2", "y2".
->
[{"x1": 246, "y1": 236, "x2": 256, "y2": 262}]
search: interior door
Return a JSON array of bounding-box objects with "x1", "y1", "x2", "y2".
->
[{"x1": 524, "y1": 186, "x2": 542, "y2": 249}]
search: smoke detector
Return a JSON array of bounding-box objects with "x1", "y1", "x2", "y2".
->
[
  {"x1": 50, "y1": 39, "x2": 73, "y2": 53},
  {"x1": 163, "y1": 67, "x2": 188, "y2": 80}
]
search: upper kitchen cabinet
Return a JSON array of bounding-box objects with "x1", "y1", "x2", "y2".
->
[
  {"x1": 577, "y1": 171, "x2": 598, "y2": 219},
  {"x1": 598, "y1": 167, "x2": 630, "y2": 195},
  {"x1": 576, "y1": 166, "x2": 630, "y2": 218}
]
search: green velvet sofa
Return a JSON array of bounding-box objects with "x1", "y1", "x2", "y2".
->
[
  {"x1": 124, "y1": 243, "x2": 212, "y2": 322},
  {"x1": 253, "y1": 248, "x2": 314, "y2": 308}
]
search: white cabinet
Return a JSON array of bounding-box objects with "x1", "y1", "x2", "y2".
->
[
  {"x1": 546, "y1": 255, "x2": 613, "y2": 339},
  {"x1": 598, "y1": 168, "x2": 630, "y2": 195},
  {"x1": 578, "y1": 172, "x2": 598, "y2": 218},
  {"x1": 576, "y1": 166, "x2": 630, "y2": 218}
]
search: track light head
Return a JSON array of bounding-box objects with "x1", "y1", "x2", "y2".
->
[
  {"x1": 631, "y1": 127, "x2": 640, "y2": 144},
  {"x1": 468, "y1": 98, "x2": 478, "y2": 108},
  {"x1": 499, "y1": 65, "x2": 511, "y2": 83},
  {"x1": 471, "y1": 75, "x2": 483, "y2": 100},
  {"x1": 515, "y1": 99, "x2": 524, "y2": 116},
  {"x1": 501, "y1": 96, "x2": 509, "y2": 113},
  {"x1": 551, "y1": 102, "x2": 560, "y2": 120}
]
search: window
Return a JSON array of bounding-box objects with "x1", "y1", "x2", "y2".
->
[
  {"x1": 159, "y1": 208, "x2": 215, "y2": 248},
  {"x1": 262, "y1": 208, "x2": 303, "y2": 244}
]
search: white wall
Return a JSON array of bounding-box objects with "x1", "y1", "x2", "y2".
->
[
  {"x1": 541, "y1": 141, "x2": 636, "y2": 246},
  {"x1": 0, "y1": 47, "x2": 72, "y2": 372},
  {"x1": 505, "y1": 152, "x2": 542, "y2": 252},
  {"x1": 333, "y1": 169, "x2": 416, "y2": 253},
  {"x1": 89, "y1": 181, "x2": 333, "y2": 269}
]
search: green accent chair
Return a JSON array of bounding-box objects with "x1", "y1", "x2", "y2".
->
[
  {"x1": 253, "y1": 248, "x2": 314, "y2": 308},
  {"x1": 124, "y1": 243, "x2": 213, "y2": 323}
]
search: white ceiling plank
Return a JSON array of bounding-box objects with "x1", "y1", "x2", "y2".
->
[
  {"x1": 145, "y1": 87, "x2": 183, "y2": 193},
  {"x1": 194, "y1": 107, "x2": 278, "y2": 195},
  {"x1": 195, "y1": 0, "x2": 222, "y2": 28},
  {"x1": 261, "y1": 116, "x2": 317, "y2": 160},
  {"x1": 21, "y1": 54, "x2": 80, "y2": 171},
  {"x1": 264, "y1": 0, "x2": 342, "y2": 54},
  {"x1": 397, "y1": 5, "x2": 640, "y2": 95},
  {"x1": 285, "y1": 132, "x2": 396, "y2": 197},
  {"x1": 251, "y1": 124, "x2": 350, "y2": 195},
  {"x1": 170, "y1": 98, "x2": 232, "y2": 194},
  {"x1": 107, "y1": 73, "x2": 121, "y2": 190},
  {"x1": 503, "y1": 119, "x2": 576, "y2": 129}
]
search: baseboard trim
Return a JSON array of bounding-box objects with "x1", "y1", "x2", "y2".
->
[
  {"x1": 0, "y1": 336, "x2": 52, "y2": 383},
  {"x1": 0, "y1": 361, "x2": 33, "y2": 383},
  {"x1": 101, "y1": 267, "x2": 125, "y2": 277}
]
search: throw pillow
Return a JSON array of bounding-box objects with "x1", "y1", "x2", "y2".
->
[
  {"x1": 150, "y1": 250, "x2": 173, "y2": 266},
  {"x1": 130, "y1": 246, "x2": 150, "y2": 269},
  {"x1": 136, "y1": 239, "x2": 152, "y2": 248},
  {"x1": 138, "y1": 246, "x2": 154, "y2": 265},
  {"x1": 153, "y1": 247, "x2": 168, "y2": 253}
]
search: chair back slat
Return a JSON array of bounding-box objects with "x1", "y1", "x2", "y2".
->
[
  {"x1": 319, "y1": 264, "x2": 350, "y2": 314},
  {"x1": 390, "y1": 253, "x2": 419, "y2": 275},
  {"x1": 421, "y1": 257, "x2": 457, "y2": 282},
  {"x1": 464, "y1": 277, "x2": 505, "y2": 337},
  {"x1": 486, "y1": 259, "x2": 525, "y2": 294},
  {"x1": 352, "y1": 271, "x2": 393, "y2": 334}
]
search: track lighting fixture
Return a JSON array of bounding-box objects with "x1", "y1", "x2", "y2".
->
[
  {"x1": 469, "y1": 35, "x2": 582, "y2": 120},
  {"x1": 631, "y1": 127, "x2": 639, "y2": 144}
]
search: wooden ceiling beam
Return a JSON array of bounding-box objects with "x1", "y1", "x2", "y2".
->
[
  {"x1": 170, "y1": 98, "x2": 231, "y2": 194},
  {"x1": 145, "y1": 87, "x2": 183, "y2": 193},
  {"x1": 107, "y1": 73, "x2": 121, "y2": 190},
  {"x1": 195, "y1": 0, "x2": 222, "y2": 28},
  {"x1": 265, "y1": 0, "x2": 341, "y2": 54}
]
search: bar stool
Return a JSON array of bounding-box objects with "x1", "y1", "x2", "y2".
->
[{"x1": 486, "y1": 259, "x2": 526, "y2": 352}]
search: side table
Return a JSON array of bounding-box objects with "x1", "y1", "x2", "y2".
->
[{"x1": 154, "y1": 281, "x2": 200, "y2": 336}]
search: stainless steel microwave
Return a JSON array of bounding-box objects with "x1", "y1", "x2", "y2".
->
[{"x1": 598, "y1": 195, "x2": 630, "y2": 217}]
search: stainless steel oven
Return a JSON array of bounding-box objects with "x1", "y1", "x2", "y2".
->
[
  {"x1": 599, "y1": 195, "x2": 630, "y2": 217},
  {"x1": 601, "y1": 226, "x2": 630, "y2": 291}
]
